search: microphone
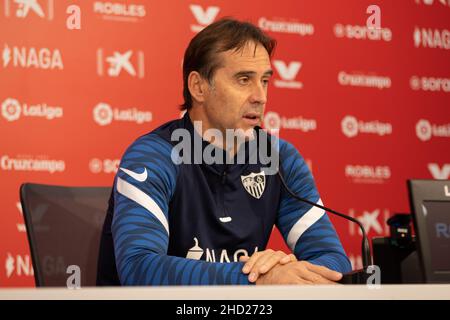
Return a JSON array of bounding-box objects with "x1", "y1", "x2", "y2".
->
[{"x1": 255, "y1": 126, "x2": 373, "y2": 283}]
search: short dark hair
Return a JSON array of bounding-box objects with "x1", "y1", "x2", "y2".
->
[{"x1": 181, "y1": 18, "x2": 276, "y2": 110}]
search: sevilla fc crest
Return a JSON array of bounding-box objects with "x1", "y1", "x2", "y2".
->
[{"x1": 241, "y1": 171, "x2": 266, "y2": 199}]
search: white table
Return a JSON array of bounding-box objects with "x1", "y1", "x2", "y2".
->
[{"x1": 1, "y1": 284, "x2": 449, "y2": 300}]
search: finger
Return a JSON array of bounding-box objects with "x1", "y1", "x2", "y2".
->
[
  {"x1": 247, "y1": 252, "x2": 277, "y2": 282},
  {"x1": 252, "y1": 251, "x2": 286, "y2": 275},
  {"x1": 298, "y1": 268, "x2": 336, "y2": 284},
  {"x1": 242, "y1": 251, "x2": 262, "y2": 274},
  {"x1": 304, "y1": 262, "x2": 343, "y2": 281},
  {"x1": 239, "y1": 255, "x2": 249, "y2": 262},
  {"x1": 280, "y1": 254, "x2": 297, "y2": 264}
]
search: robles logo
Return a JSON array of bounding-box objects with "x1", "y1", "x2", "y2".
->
[
  {"x1": 93, "y1": 102, "x2": 152, "y2": 126},
  {"x1": 1, "y1": 97, "x2": 63, "y2": 122},
  {"x1": 345, "y1": 165, "x2": 391, "y2": 184},
  {"x1": 341, "y1": 115, "x2": 392, "y2": 138},
  {"x1": 416, "y1": 119, "x2": 450, "y2": 141},
  {"x1": 93, "y1": 1, "x2": 146, "y2": 22},
  {"x1": 264, "y1": 111, "x2": 316, "y2": 132}
]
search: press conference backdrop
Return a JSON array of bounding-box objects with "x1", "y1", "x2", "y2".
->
[{"x1": 0, "y1": 0, "x2": 449, "y2": 287}]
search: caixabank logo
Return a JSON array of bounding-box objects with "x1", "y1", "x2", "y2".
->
[
  {"x1": 97, "y1": 48, "x2": 145, "y2": 79},
  {"x1": 3, "y1": 0, "x2": 54, "y2": 21}
]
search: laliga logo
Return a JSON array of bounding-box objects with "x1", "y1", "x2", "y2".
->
[
  {"x1": 93, "y1": 103, "x2": 113, "y2": 126},
  {"x1": 341, "y1": 115, "x2": 392, "y2": 138},
  {"x1": 416, "y1": 119, "x2": 432, "y2": 141},
  {"x1": 189, "y1": 4, "x2": 220, "y2": 32},
  {"x1": 264, "y1": 111, "x2": 281, "y2": 130},
  {"x1": 341, "y1": 116, "x2": 358, "y2": 138},
  {"x1": 1, "y1": 98, "x2": 21, "y2": 121},
  {"x1": 93, "y1": 102, "x2": 152, "y2": 126}
]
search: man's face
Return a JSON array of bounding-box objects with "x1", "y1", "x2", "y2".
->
[{"x1": 202, "y1": 42, "x2": 272, "y2": 134}]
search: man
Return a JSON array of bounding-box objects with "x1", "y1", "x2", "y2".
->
[{"x1": 97, "y1": 18, "x2": 351, "y2": 286}]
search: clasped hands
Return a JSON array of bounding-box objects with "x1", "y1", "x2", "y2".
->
[{"x1": 240, "y1": 249, "x2": 343, "y2": 285}]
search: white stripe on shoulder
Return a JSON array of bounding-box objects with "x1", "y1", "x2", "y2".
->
[
  {"x1": 287, "y1": 198, "x2": 325, "y2": 251},
  {"x1": 116, "y1": 177, "x2": 169, "y2": 236}
]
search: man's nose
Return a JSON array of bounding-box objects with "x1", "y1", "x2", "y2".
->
[{"x1": 249, "y1": 82, "x2": 267, "y2": 105}]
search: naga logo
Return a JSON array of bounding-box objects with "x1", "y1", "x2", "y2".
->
[
  {"x1": 341, "y1": 115, "x2": 392, "y2": 138},
  {"x1": 348, "y1": 209, "x2": 390, "y2": 237},
  {"x1": 334, "y1": 23, "x2": 392, "y2": 42},
  {"x1": 264, "y1": 111, "x2": 317, "y2": 132},
  {"x1": 1, "y1": 97, "x2": 63, "y2": 122},
  {"x1": 0, "y1": 155, "x2": 65, "y2": 173},
  {"x1": 189, "y1": 4, "x2": 219, "y2": 33},
  {"x1": 89, "y1": 158, "x2": 120, "y2": 174},
  {"x1": 2, "y1": 44, "x2": 63, "y2": 70},
  {"x1": 416, "y1": 119, "x2": 450, "y2": 141},
  {"x1": 345, "y1": 165, "x2": 391, "y2": 184},
  {"x1": 93, "y1": 1, "x2": 146, "y2": 22},
  {"x1": 93, "y1": 102, "x2": 152, "y2": 126},
  {"x1": 414, "y1": 27, "x2": 450, "y2": 50},
  {"x1": 338, "y1": 71, "x2": 391, "y2": 90},
  {"x1": 258, "y1": 17, "x2": 314, "y2": 36},
  {"x1": 428, "y1": 163, "x2": 450, "y2": 179},
  {"x1": 410, "y1": 76, "x2": 450, "y2": 92},
  {"x1": 5, "y1": 253, "x2": 34, "y2": 278},
  {"x1": 97, "y1": 49, "x2": 144, "y2": 78},
  {"x1": 3, "y1": 0, "x2": 54, "y2": 20},
  {"x1": 415, "y1": 0, "x2": 450, "y2": 6},
  {"x1": 273, "y1": 60, "x2": 303, "y2": 89},
  {"x1": 186, "y1": 238, "x2": 259, "y2": 263}
]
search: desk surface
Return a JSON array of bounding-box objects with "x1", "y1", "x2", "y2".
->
[{"x1": 0, "y1": 284, "x2": 449, "y2": 300}]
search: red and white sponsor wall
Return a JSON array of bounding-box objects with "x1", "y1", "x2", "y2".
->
[{"x1": 0, "y1": 0, "x2": 449, "y2": 287}]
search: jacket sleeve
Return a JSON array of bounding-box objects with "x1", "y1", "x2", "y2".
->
[
  {"x1": 276, "y1": 139, "x2": 352, "y2": 273},
  {"x1": 112, "y1": 134, "x2": 250, "y2": 285}
]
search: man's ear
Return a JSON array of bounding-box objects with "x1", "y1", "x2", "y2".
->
[{"x1": 188, "y1": 71, "x2": 209, "y2": 104}]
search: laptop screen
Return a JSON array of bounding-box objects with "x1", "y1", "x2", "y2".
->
[{"x1": 422, "y1": 201, "x2": 450, "y2": 273}]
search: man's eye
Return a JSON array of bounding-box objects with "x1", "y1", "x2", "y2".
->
[
  {"x1": 262, "y1": 79, "x2": 270, "y2": 86},
  {"x1": 238, "y1": 77, "x2": 250, "y2": 85}
]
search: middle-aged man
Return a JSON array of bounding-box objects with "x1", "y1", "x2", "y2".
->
[{"x1": 97, "y1": 18, "x2": 352, "y2": 286}]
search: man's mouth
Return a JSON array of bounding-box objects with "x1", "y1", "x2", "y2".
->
[{"x1": 242, "y1": 112, "x2": 261, "y2": 124}]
